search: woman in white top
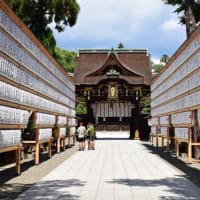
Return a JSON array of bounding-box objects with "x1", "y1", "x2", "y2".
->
[{"x1": 77, "y1": 122, "x2": 87, "y2": 151}]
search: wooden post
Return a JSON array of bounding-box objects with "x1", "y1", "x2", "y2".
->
[
  {"x1": 0, "y1": 145, "x2": 21, "y2": 175},
  {"x1": 15, "y1": 144, "x2": 21, "y2": 175},
  {"x1": 161, "y1": 136, "x2": 164, "y2": 149},
  {"x1": 176, "y1": 139, "x2": 179, "y2": 158},
  {"x1": 188, "y1": 128, "x2": 192, "y2": 164},
  {"x1": 167, "y1": 116, "x2": 171, "y2": 152},
  {"x1": 166, "y1": 127, "x2": 169, "y2": 151},
  {"x1": 57, "y1": 137, "x2": 60, "y2": 153},
  {"x1": 73, "y1": 134, "x2": 76, "y2": 145},
  {"x1": 35, "y1": 129, "x2": 40, "y2": 165},
  {"x1": 68, "y1": 135, "x2": 70, "y2": 146},
  {"x1": 62, "y1": 137, "x2": 66, "y2": 151},
  {"x1": 48, "y1": 140, "x2": 51, "y2": 158},
  {"x1": 156, "y1": 132, "x2": 159, "y2": 147}
]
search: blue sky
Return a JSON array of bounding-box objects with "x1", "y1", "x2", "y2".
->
[{"x1": 52, "y1": 0, "x2": 186, "y2": 63}]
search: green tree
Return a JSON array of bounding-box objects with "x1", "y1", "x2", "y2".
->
[
  {"x1": 118, "y1": 42, "x2": 124, "y2": 48},
  {"x1": 141, "y1": 97, "x2": 151, "y2": 115},
  {"x1": 54, "y1": 47, "x2": 76, "y2": 73},
  {"x1": 151, "y1": 54, "x2": 169, "y2": 76},
  {"x1": 75, "y1": 103, "x2": 87, "y2": 115},
  {"x1": 160, "y1": 54, "x2": 169, "y2": 64},
  {"x1": 5, "y1": 0, "x2": 80, "y2": 56},
  {"x1": 163, "y1": 0, "x2": 200, "y2": 37},
  {"x1": 151, "y1": 62, "x2": 163, "y2": 76}
]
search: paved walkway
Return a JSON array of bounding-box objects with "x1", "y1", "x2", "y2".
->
[{"x1": 15, "y1": 140, "x2": 200, "y2": 200}]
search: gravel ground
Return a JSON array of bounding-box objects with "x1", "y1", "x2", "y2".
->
[{"x1": 0, "y1": 141, "x2": 200, "y2": 200}]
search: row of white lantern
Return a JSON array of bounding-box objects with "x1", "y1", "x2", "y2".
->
[
  {"x1": 159, "y1": 116, "x2": 169, "y2": 125},
  {"x1": 38, "y1": 128, "x2": 52, "y2": 140},
  {"x1": 36, "y1": 113, "x2": 56, "y2": 125},
  {"x1": 151, "y1": 69, "x2": 200, "y2": 108},
  {"x1": 0, "y1": 56, "x2": 74, "y2": 107},
  {"x1": 151, "y1": 127, "x2": 157, "y2": 134},
  {"x1": 58, "y1": 116, "x2": 68, "y2": 125},
  {"x1": 152, "y1": 125, "x2": 187, "y2": 138},
  {"x1": 0, "y1": 8, "x2": 75, "y2": 91},
  {"x1": 175, "y1": 128, "x2": 189, "y2": 140},
  {"x1": 38, "y1": 128, "x2": 67, "y2": 140},
  {"x1": 151, "y1": 34, "x2": 200, "y2": 91},
  {"x1": 150, "y1": 117, "x2": 159, "y2": 126},
  {"x1": 0, "y1": 129, "x2": 21, "y2": 147},
  {"x1": 151, "y1": 111, "x2": 194, "y2": 126},
  {"x1": 69, "y1": 109, "x2": 76, "y2": 118},
  {"x1": 171, "y1": 111, "x2": 192, "y2": 125},
  {"x1": 160, "y1": 127, "x2": 168, "y2": 136},
  {"x1": 59, "y1": 128, "x2": 67, "y2": 137},
  {"x1": 0, "y1": 105, "x2": 72, "y2": 126},
  {"x1": 0, "y1": 127, "x2": 73, "y2": 147},
  {"x1": 36, "y1": 113, "x2": 73, "y2": 126},
  {"x1": 68, "y1": 118, "x2": 77, "y2": 126},
  {"x1": 151, "y1": 51, "x2": 200, "y2": 100},
  {"x1": 0, "y1": 30, "x2": 75, "y2": 100},
  {"x1": 0, "y1": 105, "x2": 29, "y2": 124},
  {"x1": 0, "y1": 80, "x2": 72, "y2": 115},
  {"x1": 151, "y1": 110, "x2": 200, "y2": 139},
  {"x1": 151, "y1": 90, "x2": 200, "y2": 116}
]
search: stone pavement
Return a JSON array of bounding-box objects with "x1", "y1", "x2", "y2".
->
[{"x1": 15, "y1": 140, "x2": 200, "y2": 200}]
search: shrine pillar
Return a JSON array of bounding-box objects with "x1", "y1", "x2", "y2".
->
[{"x1": 130, "y1": 99, "x2": 140, "y2": 139}]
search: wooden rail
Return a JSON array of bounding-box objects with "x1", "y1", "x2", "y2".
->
[{"x1": 0, "y1": 144, "x2": 21, "y2": 175}]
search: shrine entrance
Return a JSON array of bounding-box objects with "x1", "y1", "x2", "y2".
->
[{"x1": 73, "y1": 48, "x2": 151, "y2": 139}]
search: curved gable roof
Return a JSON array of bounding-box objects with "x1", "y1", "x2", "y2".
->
[
  {"x1": 73, "y1": 48, "x2": 152, "y2": 85},
  {"x1": 85, "y1": 52, "x2": 143, "y2": 78}
]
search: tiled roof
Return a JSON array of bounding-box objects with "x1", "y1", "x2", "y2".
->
[{"x1": 73, "y1": 48, "x2": 152, "y2": 85}]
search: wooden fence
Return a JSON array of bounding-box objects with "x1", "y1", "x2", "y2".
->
[
  {"x1": 0, "y1": 2, "x2": 76, "y2": 174},
  {"x1": 150, "y1": 25, "x2": 200, "y2": 163}
]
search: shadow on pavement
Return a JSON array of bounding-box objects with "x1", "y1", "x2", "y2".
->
[
  {"x1": 142, "y1": 142, "x2": 200, "y2": 188},
  {"x1": 16, "y1": 179, "x2": 85, "y2": 200},
  {"x1": 108, "y1": 176, "x2": 200, "y2": 200},
  {"x1": 0, "y1": 182, "x2": 34, "y2": 200}
]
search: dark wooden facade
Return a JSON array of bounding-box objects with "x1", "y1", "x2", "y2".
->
[{"x1": 73, "y1": 48, "x2": 152, "y2": 139}]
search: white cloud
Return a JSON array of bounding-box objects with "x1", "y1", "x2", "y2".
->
[
  {"x1": 54, "y1": 0, "x2": 165, "y2": 41},
  {"x1": 161, "y1": 19, "x2": 181, "y2": 31},
  {"x1": 151, "y1": 57, "x2": 160, "y2": 64},
  {"x1": 53, "y1": 0, "x2": 186, "y2": 59}
]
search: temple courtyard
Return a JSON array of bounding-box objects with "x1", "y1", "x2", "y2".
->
[{"x1": 2, "y1": 135, "x2": 198, "y2": 200}]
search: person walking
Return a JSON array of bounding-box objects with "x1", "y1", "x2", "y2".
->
[
  {"x1": 87, "y1": 122, "x2": 96, "y2": 150},
  {"x1": 77, "y1": 122, "x2": 87, "y2": 151}
]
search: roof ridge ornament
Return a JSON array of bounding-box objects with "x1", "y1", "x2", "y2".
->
[
  {"x1": 106, "y1": 68, "x2": 120, "y2": 76},
  {"x1": 107, "y1": 48, "x2": 118, "y2": 57}
]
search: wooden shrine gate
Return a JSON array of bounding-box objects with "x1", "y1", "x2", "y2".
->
[{"x1": 73, "y1": 48, "x2": 151, "y2": 139}]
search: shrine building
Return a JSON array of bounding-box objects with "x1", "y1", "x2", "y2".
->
[{"x1": 73, "y1": 48, "x2": 152, "y2": 139}]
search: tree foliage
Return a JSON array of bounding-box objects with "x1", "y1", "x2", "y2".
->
[
  {"x1": 141, "y1": 97, "x2": 151, "y2": 115},
  {"x1": 152, "y1": 63, "x2": 163, "y2": 75},
  {"x1": 163, "y1": 0, "x2": 200, "y2": 37},
  {"x1": 151, "y1": 54, "x2": 169, "y2": 77},
  {"x1": 75, "y1": 103, "x2": 87, "y2": 115},
  {"x1": 5, "y1": 0, "x2": 80, "y2": 55},
  {"x1": 54, "y1": 47, "x2": 76, "y2": 73},
  {"x1": 160, "y1": 54, "x2": 169, "y2": 64},
  {"x1": 118, "y1": 42, "x2": 124, "y2": 48}
]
